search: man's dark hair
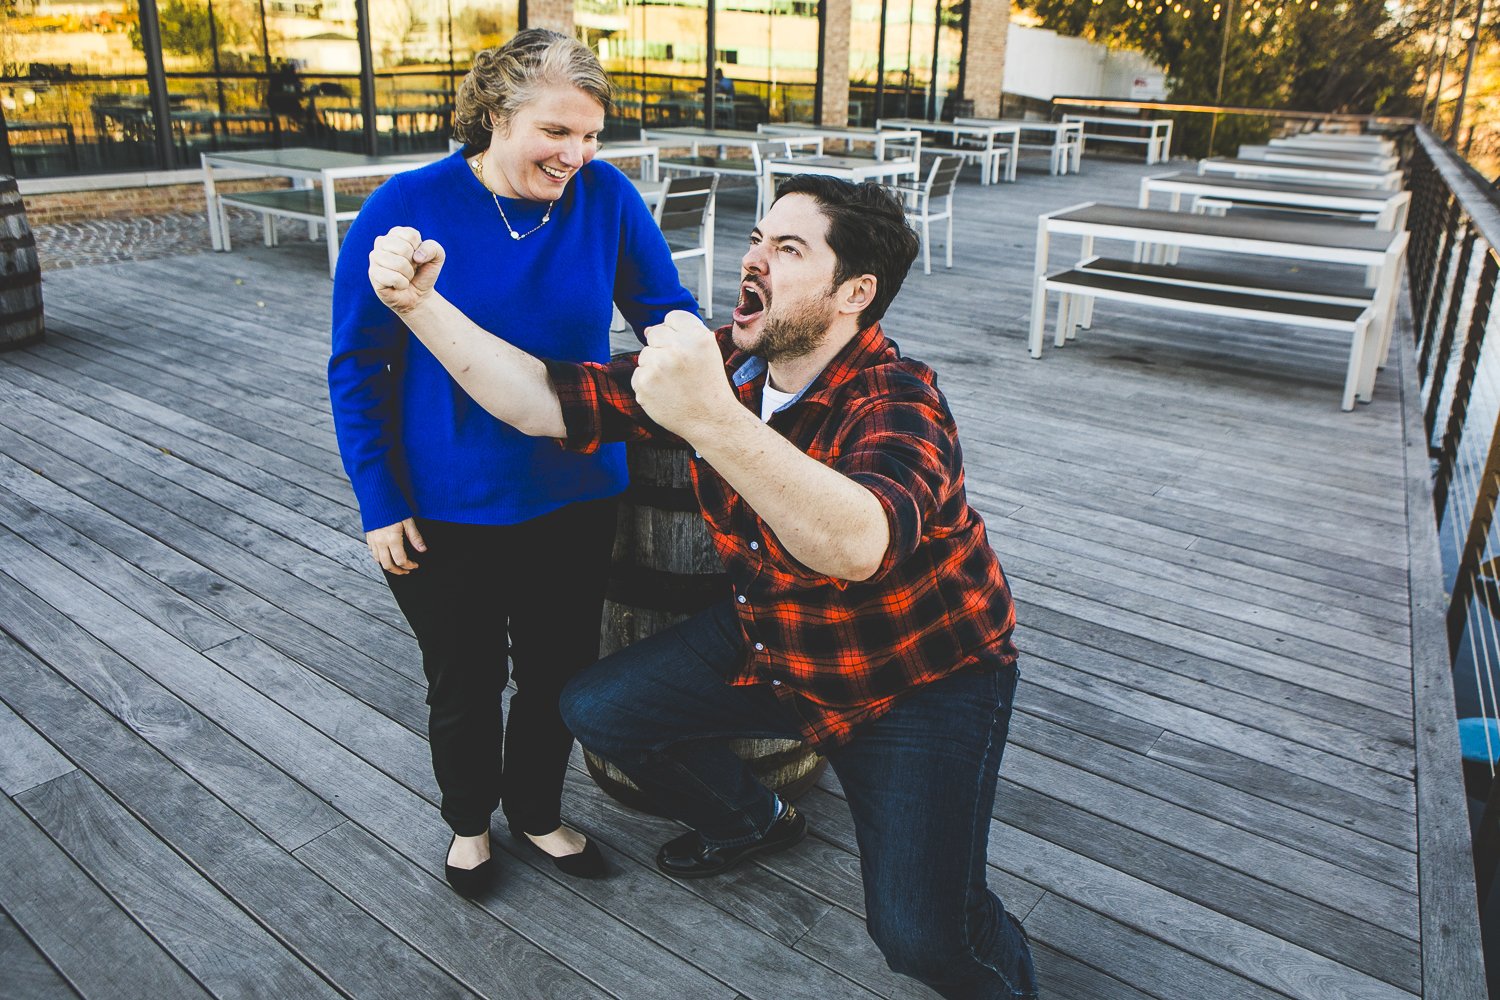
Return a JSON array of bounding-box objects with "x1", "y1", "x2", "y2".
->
[{"x1": 772, "y1": 174, "x2": 920, "y2": 329}]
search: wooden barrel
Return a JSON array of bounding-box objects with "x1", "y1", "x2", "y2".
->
[
  {"x1": 585, "y1": 439, "x2": 826, "y2": 815},
  {"x1": 0, "y1": 176, "x2": 42, "y2": 352}
]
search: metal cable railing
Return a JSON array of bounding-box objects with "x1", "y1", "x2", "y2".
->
[{"x1": 1409, "y1": 127, "x2": 1500, "y2": 907}]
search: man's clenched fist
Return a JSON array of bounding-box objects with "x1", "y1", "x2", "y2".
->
[{"x1": 634, "y1": 310, "x2": 737, "y2": 438}]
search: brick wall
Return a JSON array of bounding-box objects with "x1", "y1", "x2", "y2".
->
[
  {"x1": 21, "y1": 176, "x2": 387, "y2": 226},
  {"x1": 818, "y1": 0, "x2": 851, "y2": 127},
  {"x1": 526, "y1": 0, "x2": 574, "y2": 33},
  {"x1": 962, "y1": 0, "x2": 1009, "y2": 119}
]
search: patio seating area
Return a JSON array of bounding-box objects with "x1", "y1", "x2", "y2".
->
[{"x1": 0, "y1": 144, "x2": 1478, "y2": 998}]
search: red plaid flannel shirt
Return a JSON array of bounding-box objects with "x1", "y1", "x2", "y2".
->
[{"x1": 543, "y1": 322, "x2": 1017, "y2": 748}]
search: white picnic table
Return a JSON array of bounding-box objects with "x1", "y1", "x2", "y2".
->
[
  {"x1": 955, "y1": 118, "x2": 1085, "y2": 175},
  {"x1": 200, "y1": 146, "x2": 438, "y2": 278},
  {"x1": 875, "y1": 118, "x2": 1020, "y2": 183},
  {"x1": 1029, "y1": 202, "x2": 1409, "y2": 409}
]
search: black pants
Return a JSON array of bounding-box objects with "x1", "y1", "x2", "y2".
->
[{"x1": 384, "y1": 497, "x2": 617, "y2": 837}]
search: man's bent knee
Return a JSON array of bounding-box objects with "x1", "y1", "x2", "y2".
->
[
  {"x1": 558, "y1": 669, "x2": 606, "y2": 744},
  {"x1": 559, "y1": 665, "x2": 650, "y2": 760}
]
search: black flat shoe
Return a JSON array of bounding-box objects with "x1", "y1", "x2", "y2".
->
[
  {"x1": 655, "y1": 803, "x2": 806, "y2": 879},
  {"x1": 509, "y1": 824, "x2": 609, "y2": 879},
  {"x1": 444, "y1": 835, "x2": 497, "y2": 898}
]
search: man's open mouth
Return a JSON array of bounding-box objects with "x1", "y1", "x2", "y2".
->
[{"x1": 734, "y1": 280, "x2": 767, "y2": 324}]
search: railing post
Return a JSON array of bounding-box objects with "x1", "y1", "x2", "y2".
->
[{"x1": 1434, "y1": 250, "x2": 1499, "y2": 515}]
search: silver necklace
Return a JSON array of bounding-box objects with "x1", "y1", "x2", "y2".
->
[{"x1": 472, "y1": 154, "x2": 553, "y2": 241}]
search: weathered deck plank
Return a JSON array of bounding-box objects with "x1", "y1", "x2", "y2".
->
[{"x1": 1, "y1": 156, "x2": 1448, "y2": 997}]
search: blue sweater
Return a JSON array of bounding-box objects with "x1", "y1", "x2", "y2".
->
[{"x1": 330, "y1": 151, "x2": 697, "y2": 532}]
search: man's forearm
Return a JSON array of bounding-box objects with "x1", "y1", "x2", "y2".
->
[
  {"x1": 690, "y1": 407, "x2": 889, "y2": 582},
  {"x1": 399, "y1": 293, "x2": 567, "y2": 439}
]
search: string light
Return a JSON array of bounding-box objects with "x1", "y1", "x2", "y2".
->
[{"x1": 1103, "y1": 0, "x2": 1321, "y2": 22}]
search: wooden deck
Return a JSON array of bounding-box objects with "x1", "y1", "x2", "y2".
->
[{"x1": 0, "y1": 155, "x2": 1442, "y2": 998}]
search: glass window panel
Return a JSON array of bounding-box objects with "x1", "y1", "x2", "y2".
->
[
  {"x1": 4, "y1": 0, "x2": 148, "y2": 76},
  {"x1": 716, "y1": 0, "x2": 818, "y2": 125},
  {"x1": 848, "y1": 0, "x2": 958, "y2": 124},
  {"x1": 268, "y1": 0, "x2": 360, "y2": 73},
  {"x1": 451, "y1": 0, "x2": 517, "y2": 67},
  {"x1": 847, "y1": 0, "x2": 880, "y2": 124},
  {"x1": 367, "y1": 0, "x2": 470, "y2": 153},
  {"x1": 2, "y1": 0, "x2": 153, "y2": 173},
  {"x1": 156, "y1": 0, "x2": 285, "y2": 158},
  {"x1": 264, "y1": 0, "x2": 362, "y2": 149},
  {"x1": 583, "y1": 0, "x2": 706, "y2": 134},
  {"x1": 935, "y1": 0, "x2": 961, "y2": 116},
  {"x1": 881, "y1": 0, "x2": 928, "y2": 119}
]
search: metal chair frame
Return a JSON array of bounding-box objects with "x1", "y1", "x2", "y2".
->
[
  {"x1": 894, "y1": 155, "x2": 963, "y2": 275},
  {"x1": 655, "y1": 173, "x2": 719, "y2": 318}
]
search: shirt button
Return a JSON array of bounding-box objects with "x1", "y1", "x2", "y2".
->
[
  {"x1": 772, "y1": 679, "x2": 782, "y2": 686},
  {"x1": 736, "y1": 595, "x2": 747, "y2": 604},
  {"x1": 754, "y1": 642, "x2": 765, "y2": 651},
  {"x1": 749, "y1": 541, "x2": 760, "y2": 551},
  {"x1": 694, "y1": 451, "x2": 701, "y2": 459}
]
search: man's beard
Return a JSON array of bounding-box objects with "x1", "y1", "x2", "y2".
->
[{"x1": 754, "y1": 292, "x2": 837, "y2": 364}]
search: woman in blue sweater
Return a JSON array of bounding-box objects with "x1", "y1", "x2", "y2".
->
[{"x1": 329, "y1": 29, "x2": 696, "y2": 895}]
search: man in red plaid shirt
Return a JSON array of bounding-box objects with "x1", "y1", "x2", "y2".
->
[{"x1": 369, "y1": 175, "x2": 1038, "y2": 999}]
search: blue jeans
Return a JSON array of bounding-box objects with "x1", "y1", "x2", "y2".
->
[{"x1": 560, "y1": 602, "x2": 1038, "y2": 999}]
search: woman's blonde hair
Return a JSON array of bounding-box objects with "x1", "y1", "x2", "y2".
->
[{"x1": 453, "y1": 29, "x2": 611, "y2": 147}]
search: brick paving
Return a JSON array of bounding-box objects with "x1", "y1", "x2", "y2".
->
[{"x1": 35, "y1": 207, "x2": 325, "y2": 271}]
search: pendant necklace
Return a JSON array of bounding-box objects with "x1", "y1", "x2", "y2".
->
[{"x1": 472, "y1": 154, "x2": 553, "y2": 241}]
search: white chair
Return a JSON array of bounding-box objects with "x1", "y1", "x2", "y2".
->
[
  {"x1": 894, "y1": 155, "x2": 962, "y2": 275},
  {"x1": 655, "y1": 174, "x2": 718, "y2": 317}
]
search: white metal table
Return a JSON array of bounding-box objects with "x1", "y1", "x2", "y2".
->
[
  {"x1": 1198, "y1": 156, "x2": 1403, "y2": 190},
  {"x1": 956, "y1": 117, "x2": 1085, "y2": 174},
  {"x1": 1140, "y1": 171, "x2": 1412, "y2": 230},
  {"x1": 1238, "y1": 144, "x2": 1401, "y2": 172},
  {"x1": 876, "y1": 118, "x2": 1021, "y2": 183},
  {"x1": 200, "y1": 147, "x2": 438, "y2": 277},
  {"x1": 1029, "y1": 202, "x2": 1408, "y2": 404},
  {"x1": 595, "y1": 139, "x2": 670, "y2": 181},
  {"x1": 759, "y1": 154, "x2": 919, "y2": 210},
  {"x1": 1270, "y1": 134, "x2": 1396, "y2": 156},
  {"x1": 641, "y1": 126, "x2": 824, "y2": 158},
  {"x1": 757, "y1": 123, "x2": 922, "y2": 160}
]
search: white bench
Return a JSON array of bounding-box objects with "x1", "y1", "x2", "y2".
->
[
  {"x1": 216, "y1": 187, "x2": 366, "y2": 250},
  {"x1": 1032, "y1": 261, "x2": 1380, "y2": 410},
  {"x1": 1062, "y1": 115, "x2": 1173, "y2": 164}
]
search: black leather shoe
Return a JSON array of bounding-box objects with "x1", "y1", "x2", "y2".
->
[
  {"x1": 444, "y1": 835, "x2": 497, "y2": 898},
  {"x1": 509, "y1": 823, "x2": 608, "y2": 879},
  {"x1": 655, "y1": 804, "x2": 806, "y2": 879}
]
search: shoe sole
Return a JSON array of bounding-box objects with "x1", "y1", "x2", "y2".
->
[{"x1": 656, "y1": 820, "x2": 808, "y2": 879}]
